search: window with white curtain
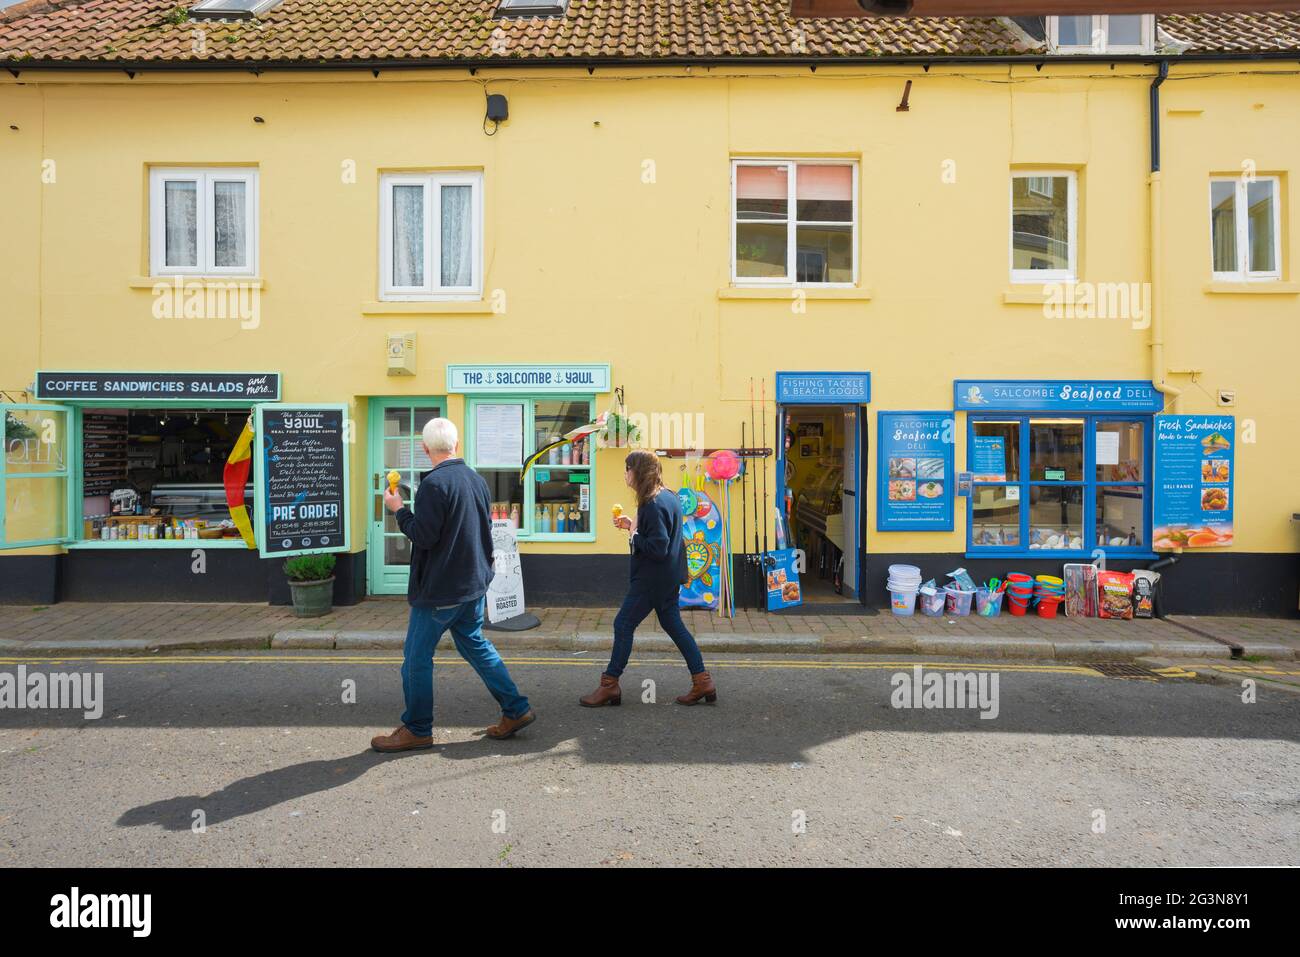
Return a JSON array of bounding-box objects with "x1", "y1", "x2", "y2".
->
[
  {"x1": 149, "y1": 168, "x2": 258, "y2": 276},
  {"x1": 380, "y1": 172, "x2": 482, "y2": 299},
  {"x1": 1210, "y1": 176, "x2": 1282, "y2": 281},
  {"x1": 1049, "y1": 15, "x2": 1154, "y2": 54}
]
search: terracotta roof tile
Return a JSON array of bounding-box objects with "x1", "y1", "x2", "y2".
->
[
  {"x1": 1, "y1": 2, "x2": 1297, "y2": 65},
  {"x1": 1162, "y1": 11, "x2": 1300, "y2": 51}
]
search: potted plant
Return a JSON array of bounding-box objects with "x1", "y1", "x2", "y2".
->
[
  {"x1": 284, "y1": 553, "x2": 337, "y2": 618},
  {"x1": 598, "y1": 409, "x2": 642, "y2": 449}
]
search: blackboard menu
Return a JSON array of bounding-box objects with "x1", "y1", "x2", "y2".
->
[
  {"x1": 81, "y1": 410, "x2": 129, "y2": 497},
  {"x1": 257, "y1": 406, "x2": 348, "y2": 556}
]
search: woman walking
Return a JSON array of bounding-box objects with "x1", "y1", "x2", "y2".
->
[{"x1": 580, "y1": 450, "x2": 716, "y2": 708}]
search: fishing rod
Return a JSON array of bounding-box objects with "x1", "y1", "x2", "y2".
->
[
  {"x1": 749, "y1": 377, "x2": 761, "y2": 610},
  {"x1": 740, "y1": 419, "x2": 747, "y2": 612},
  {"x1": 761, "y1": 376, "x2": 771, "y2": 608}
]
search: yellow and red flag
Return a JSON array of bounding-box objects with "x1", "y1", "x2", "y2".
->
[{"x1": 224, "y1": 417, "x2": 257, "y2": 549}]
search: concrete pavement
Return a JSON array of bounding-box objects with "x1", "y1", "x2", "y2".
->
[{"x1": 1, "y1": 598, "x2": 1298, "y2": 661}]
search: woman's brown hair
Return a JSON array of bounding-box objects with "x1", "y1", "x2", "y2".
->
[{"x1": 624, "y1": 450, "x2": 664, "y2": 507}]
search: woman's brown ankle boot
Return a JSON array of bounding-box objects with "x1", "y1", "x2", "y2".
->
[
  {"x1": 579, "y1": 674, "x2": 621, "y2": 707},
  {"x1": 675, "y1": 670, "x2": 717, "y2": 705}
]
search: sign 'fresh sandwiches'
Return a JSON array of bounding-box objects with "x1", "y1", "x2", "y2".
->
[{"x1": 1153, "y1": 415, "x2": 1234, "y2": 549}]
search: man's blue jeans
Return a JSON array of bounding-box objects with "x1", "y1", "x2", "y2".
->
[{"x1": 400, "y1": 597, "x2": 531, "y2": 737}]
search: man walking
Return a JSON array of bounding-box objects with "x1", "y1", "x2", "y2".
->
[{"x1": 371, "y1": 417, "x2": 536, "y2": 752}]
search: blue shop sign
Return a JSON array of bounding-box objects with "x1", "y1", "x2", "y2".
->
[
  {"x1": 953, "y1": 379, "x2": 1164, "y2": 413},
  {"x1": 877, "y1": 411, "x2": 954, "y2": 531},
  {"x1": 775, "y1": 371, "x2": 871, "y2": 405}
]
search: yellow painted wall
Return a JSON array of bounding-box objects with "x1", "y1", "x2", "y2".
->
[{"x1": 2, "y1": 63, "x2": 1297, "y2": 573}]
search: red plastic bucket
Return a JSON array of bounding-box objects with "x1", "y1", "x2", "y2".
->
[{"x1": 1037, "y1": 598, "x2": 1062, "y2": 618}]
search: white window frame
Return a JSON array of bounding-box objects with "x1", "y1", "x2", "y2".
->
[
  {"x1": 1010, "y1": 170, "x2": 1078, "y2": 285},
  {"x1": 1048, "y1": 15, "x2": 1154, "y2": 55},
  {"x1": 730, "y1": 158, "x2": 859, "y2": 288},
  {"x1": 379, "y1": 171, "x2": 483, "y2": 301},
  {"x1": 149, "y1": 167, "x2": 258, "y2": 277},
  {"x1": 1209, "y1": 175, "x2": 1283, "y2": 282},
  {"x1": 191, "y1": 0, "x2": 282, "y2": 16}
]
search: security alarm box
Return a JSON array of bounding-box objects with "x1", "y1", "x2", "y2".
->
[{"x1": 387, "y1": 333, "x2": 416, "y2": 376}]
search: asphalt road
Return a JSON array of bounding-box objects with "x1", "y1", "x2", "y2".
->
[{"x1": 1, "y1": 652, "x2": 1297, "y2": 867}]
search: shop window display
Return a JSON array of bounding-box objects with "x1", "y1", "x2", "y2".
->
[
  {"x1": 468, "y1": 396, "x2": 594, "y2": 539},
  {"x1": 78, "y1": 407, "x2": 253, "y2": 543},
  {"x1": 968, "y1": 414, "x2": 1150, "y2": 556}
]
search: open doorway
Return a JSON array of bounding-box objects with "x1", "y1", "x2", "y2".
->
[{"x1": 778, "y1": 404, "x2": 864, "y2": 603}]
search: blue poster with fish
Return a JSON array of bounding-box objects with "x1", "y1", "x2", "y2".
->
[
  {"x1": 766, "y1": 547, "x2": 803, "y2": 610},
  {"x1": 877, "y1": 411, "x2": 954, "y2": 531},
  {"x1": 1153, "y1": 415, "x2": 1234, "y2": 549},
  {"x1": 678, "y1": 486, "x2": 721, "y2": 610}
]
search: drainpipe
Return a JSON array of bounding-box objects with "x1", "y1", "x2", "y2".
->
[{"x1": 1148, "y1": 60, "x2": 1182, "y2": 413}]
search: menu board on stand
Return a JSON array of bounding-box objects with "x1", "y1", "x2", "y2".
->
[{"x1": 254, "y1": 404, "x2": 350, "y2": 557}]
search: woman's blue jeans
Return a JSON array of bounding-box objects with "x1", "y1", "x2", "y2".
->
[{"x1": 604, "y1": 586, "x2": 706, "y2": 679}]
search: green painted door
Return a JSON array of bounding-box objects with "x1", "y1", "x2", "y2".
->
[
  {"x1": 2, "y1": 404, "x2": 75, "y2": 549},
  {"x1": 366, "y1": 397, "x2": 445, "y2": 595}
]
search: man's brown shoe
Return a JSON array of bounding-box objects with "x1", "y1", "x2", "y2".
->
[
  {"x1": 579, "y1": 674, "x2": 622, "y2": 707},
  {"x1": 486, "y1": 710, "x2": 536, "y2": 740},
  {"x1": 370, "y1": 725, "x2": 434, "y2": 753}
]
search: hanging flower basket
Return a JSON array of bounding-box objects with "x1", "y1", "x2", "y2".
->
[{"x1": 598, "y1": 409, "x2": 641, "y2": 449}]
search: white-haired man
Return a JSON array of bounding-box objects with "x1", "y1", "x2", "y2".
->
[{"x1": 371, "y1": 417, "x2": 535, "y2": 751}]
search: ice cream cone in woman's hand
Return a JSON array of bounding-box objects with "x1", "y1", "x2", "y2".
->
[{"x1": 612, "y1": 502, "x2": 633, "y2": 532}]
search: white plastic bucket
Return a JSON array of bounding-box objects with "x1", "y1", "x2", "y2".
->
[{"x1": 890, "y1": 590, "x2": 918, "y2": 616}]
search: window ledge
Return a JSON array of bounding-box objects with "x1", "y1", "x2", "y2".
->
[
  {"x1": 717, "y1": 286, "x2": 871, "y2": 302},
  {"x1": 1204, "y1": 281, "x2": 1299, "y2": 295},
  {"x1": 68, "y1": 539, "x2": 250, "y2": 550},
  {"x1": 130, "y1": 276, "x2": 264, "y2": 290},
  {"x1": 965, "y1": 551, "x2": 1159, "y2": 562},
  {"x1": 1003, "y1": 285, "x2": 1074, "y2": 304},
  {"x1": 362, "y1": 300, "x2": 495, "y2": 316}
]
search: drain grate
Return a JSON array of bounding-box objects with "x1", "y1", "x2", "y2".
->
[{"x1": 1091, "y1": 662, "x2": 1164, "y2": 679}]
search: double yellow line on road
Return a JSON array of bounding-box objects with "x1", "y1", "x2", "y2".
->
[{"x1": 0, "y1": 654, "x2": 1202, "y2": 681}]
